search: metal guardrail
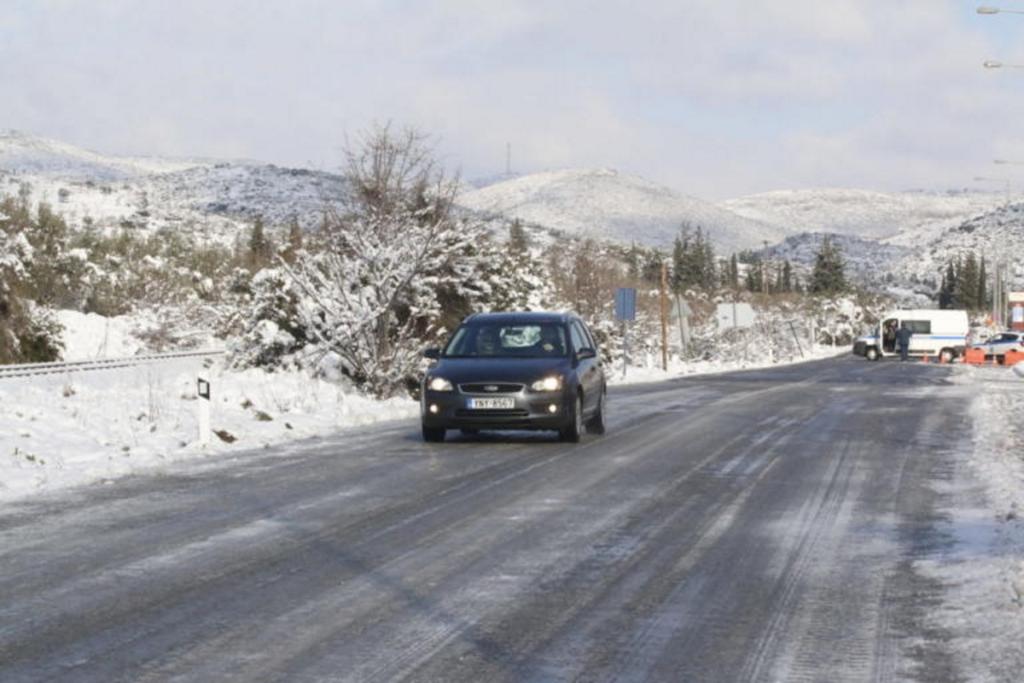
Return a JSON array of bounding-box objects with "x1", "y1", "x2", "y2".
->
[{"x1": 0, "y1": 350, "x2": 225, "y2": 380}]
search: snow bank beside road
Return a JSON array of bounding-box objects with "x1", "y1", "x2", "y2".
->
[
  {"x1": 0, "y1": 359, "x2": 417, "y2": 503},
  {"x1": 921, "y1": 366, "x2": 1024, "y2": 681},
  {"x1": 55, "y1": 310, "x2": 142, "y2": 360},
  {"x1": 608, "y1": 343, "x2": 848, "y2": 385}
]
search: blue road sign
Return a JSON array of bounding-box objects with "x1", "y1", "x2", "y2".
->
[{"x1": 615, "y1": 287, "x2": 637, "y2": 321}]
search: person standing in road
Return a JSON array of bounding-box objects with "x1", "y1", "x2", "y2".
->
[{"x1": 897, "y1": 323, "x2": 913, "y2": 362}]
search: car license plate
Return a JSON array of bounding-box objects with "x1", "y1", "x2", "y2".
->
[{"x1": 467, "y1": 397, "x2": 515, "y2": 410}]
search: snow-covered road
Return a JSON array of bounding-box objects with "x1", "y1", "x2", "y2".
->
[{"x1": 0, "y1": 357, "x2": 1018, "y2": 681}]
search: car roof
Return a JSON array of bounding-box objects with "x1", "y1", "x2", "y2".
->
[{"x1": 463, "y1": 311, "x2": 575, "y2": 325}]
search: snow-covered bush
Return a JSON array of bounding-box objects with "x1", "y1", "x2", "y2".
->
[
  {"x1": 0, "y1": 196, "x2": 64, "y2": 362},
  {"x1": 230, "y1": 268, "x2": 305, "y2": 369}
]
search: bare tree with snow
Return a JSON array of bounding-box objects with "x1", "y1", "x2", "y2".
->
[{"x1": 284, "y1": 124, "x2": 483, "y2": 397}]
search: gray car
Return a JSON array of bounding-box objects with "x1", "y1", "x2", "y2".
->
[{"x1": 420, "y1": 312, "x2": 607, "y2": 443}]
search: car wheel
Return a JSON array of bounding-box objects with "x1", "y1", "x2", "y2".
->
[
  {"x1": 585, "y1": 389, "x2": 606, "y2": 435},
  {"x1": 939, "y1": 348, "x2": 954, "y2": 364},
  {"x1": 865, "y1": 347, "x2": 879, "y2": 361},
  {"x1": 560, "y1": 393, "x2": 583, "y2": 443},
  {"x1": 422, "y1": 425, "x2": 446, "y2": 443}
]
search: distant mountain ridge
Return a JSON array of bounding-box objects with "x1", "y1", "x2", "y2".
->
[
  {"x1": 4, "y1": 130, "x2": 1023, "y2": 301},
  {"x1": 722, "y1": 188, "x2": 1001, "y2": 240},
  {"x1": 0, "y1": 129, "x2": 237, "y2": 180},
  {"x1": 0, "y1": 130, "x2": 337, "y2": 241},
  {"x1": 457, "y1": 168, "x2": 786, "y2": 254}
]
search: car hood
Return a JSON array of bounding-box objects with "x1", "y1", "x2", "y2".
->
[{"x1": 431, "y1": 357, "x2": 571, "y2": 384}]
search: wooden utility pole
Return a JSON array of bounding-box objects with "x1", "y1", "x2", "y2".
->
[{"x1": 660, "y1": 261, "x2": 669, "y2": 371}]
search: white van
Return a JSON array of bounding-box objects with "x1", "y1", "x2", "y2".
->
[{"x1": 852, "y1": 309, "x2": 969, "y2": 362}]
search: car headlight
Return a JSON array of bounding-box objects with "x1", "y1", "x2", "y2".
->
[
  {"x1": 531, "y1": 376, "x2": 562, "y2": 392},
  {"x1": 427, "y1": 376, "x2": 454, "y2": 392}
]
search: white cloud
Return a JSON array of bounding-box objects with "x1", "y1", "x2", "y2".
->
[{"x1": 1, "y1": 0, "x2": 1022, "y2": 198}]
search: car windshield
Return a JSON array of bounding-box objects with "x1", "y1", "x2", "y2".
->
[{"x1": 443, "y1": 323, "x2": 568, "y2": 358}]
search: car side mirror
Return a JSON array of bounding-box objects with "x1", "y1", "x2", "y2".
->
[
  {"x1": 423, "y1": 347, "x2": 441, "y2": 360},
  {"x1": 576, "y1": 347, "x2": 596, "y2": 361}
]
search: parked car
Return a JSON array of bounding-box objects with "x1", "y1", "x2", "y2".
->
[
  {"x1": 852, "y1": 309, "x2": 968, "y2": 362},
  {"x1": 420, "y1": 311, "x2": 607, "y2": 443},
  {"x1": 969, "y1": 330, "x2": 1024, "y2": 360}
]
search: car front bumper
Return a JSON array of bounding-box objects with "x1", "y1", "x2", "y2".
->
[{"x1": 421, "y1": 389, "x2": 571, "y2": 431}]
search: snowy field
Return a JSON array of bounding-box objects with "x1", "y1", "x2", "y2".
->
[{"x1": 923, "y1": 365, "x2": 1024, "y2": 681}]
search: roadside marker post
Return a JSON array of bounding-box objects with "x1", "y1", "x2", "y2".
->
[
  {"x1": 197, "y1": 377, "x2": 211, "y2": 447},
  {"x1": 615, "y1": 287, "x2": 637, "y2": 379}
]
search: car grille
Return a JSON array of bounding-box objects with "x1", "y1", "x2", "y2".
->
[
  {"x1": 458, "y1": 383, "x2": 524, "y2": 394},
  {"x1": 456, "y1": 409, "x2": 530, "y2": 418}
]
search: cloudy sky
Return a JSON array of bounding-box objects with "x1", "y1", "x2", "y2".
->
[{"x1": 3, "y1": 0, "x2": 1024, "y2": 198}]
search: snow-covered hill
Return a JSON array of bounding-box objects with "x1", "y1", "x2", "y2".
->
[
  {"x1": 723, "y1": 188, "x2": 1003, "y2": 241},
  {"x1": 892, "y1": 202, "x2": 1024, "y2": 290},
  {"x1": 760, "y1": 232, "x2": 913, "y2": 287},
  {"x1": 147, "y1": 164, "x2": 341, "y2": 227},
  {"x1": 458, "y1": 168, "x2": 786, "y2": 254},
  {"x1": 0, "y1": 129, "x2": 226, "y2": 180},
  {"x1": 1, "y1": 167, "x2": 336, "y2": 243},
  {"x1": 0, "y1": 131, "x2": 341, "y2": 241}
]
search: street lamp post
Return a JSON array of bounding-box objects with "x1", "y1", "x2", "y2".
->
[
  {"x1": 974, "y1": 176, "x2": 1013, "y2": 326},
  {"x1": 978, "y1": 6, "x2": 1024, "y2": 14},
  {"x1": 978, "y1": 6, "x2": 1020, "y2": 327},
  {"x1": 983, "y1": 60, "x2": 1024, "y2": 69}
]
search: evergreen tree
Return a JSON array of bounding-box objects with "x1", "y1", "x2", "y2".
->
[
  {"x1": 958, "y1": 252, "x2": 980, "y2": 310},
  {"x1": 979, "y1": 257, "x2": 987, "y2": 309},
  {"x1": 937, "y1": 261, "x2": 956, "y2": 309},
  {"x1": 508, "y1": 219, "x2": 529, "y2": 260},
  {"x1": 700, "y1": 233, "x2": 717, "y2": 289},
  {"x1": 248, "y1": 216, "x2": 272, "y2": 269},
  {"x1": 782, "y1": 260, "x2": 793, "y2": 293},
  {"x1": 809, "y1": 236, "x2": 847, "y2": 295},
  {"x1": 282, "y1": 217, "x2": 303, "y2": 265},
  {"x1": 745, "y1": 255, "x2": 764, "y2": 293},
  {"x1": 671, "y1": 235, "x2": 686, "y2": 293},
  {"x1": 641, "y1": 251, "x2": 663, "y2": 285},
  {"x1": 671, "y1": 223, "x2": 716, "y2": 292}
]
